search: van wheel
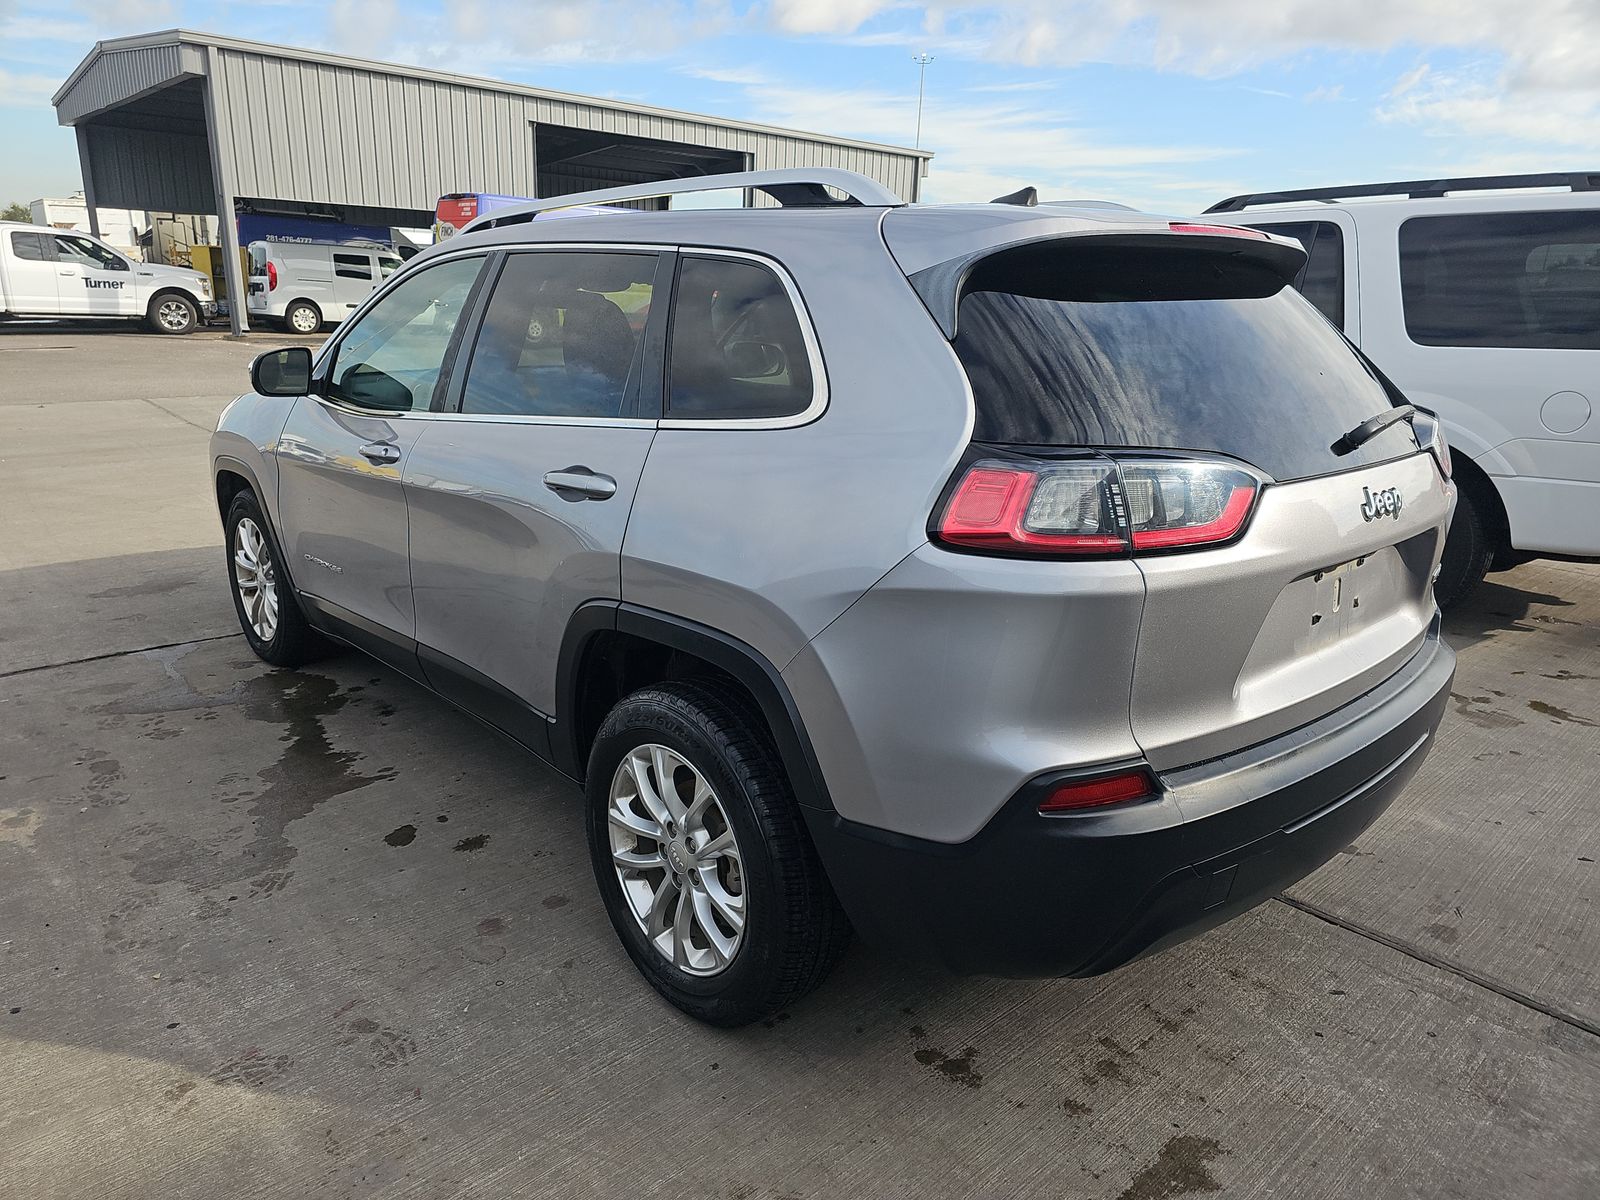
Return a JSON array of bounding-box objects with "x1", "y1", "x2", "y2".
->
[
  {"x1": 225, "y1": 490, "x2": 327, "y2": 667},
  {"x1": 148, "y1": 293, "x2": 197, "y2": 335},
  {"x1": 1436, "y1": 480, "x2": 1495, "y2": 609},
  {"x1": 284, "y1": 301, "x2": 322, "y2": 335},
  {"x1": 585, "y1": 681, "x2": 851, "y2": 1027}
]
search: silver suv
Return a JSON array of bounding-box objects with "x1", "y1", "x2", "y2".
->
[{"x1": 212, "y1": 169, "x2": 1457, "y2": 1026}]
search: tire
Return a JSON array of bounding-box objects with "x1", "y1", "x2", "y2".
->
[
  {"x1": 585, "y1": 681, "x2": 851, "y2": 1027},
  {"x1": 1435, "y1": 478, "x2": 1495, "y2": 609},
  {"x1": 147, "y1": 292, "x2": 197, "y2": 335},
  {"x1": 224, "y1": 490, "x2": 327, "y2": 667},
  {"x1": 284, "y1": 300, "x2": 322, "y2": 335}
]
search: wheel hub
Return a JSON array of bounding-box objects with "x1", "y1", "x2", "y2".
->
[{"x1": 607, "y1": 743, "x2": 747, "y2": 977}]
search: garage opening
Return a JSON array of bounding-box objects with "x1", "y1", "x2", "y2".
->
[{"x1": 536, "y1": 128, "x2": 749, "y2": 207}]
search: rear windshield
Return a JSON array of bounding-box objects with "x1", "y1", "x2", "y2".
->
[{"x1": 951, "y1": 243, "x2": 1416, "y2": 480}]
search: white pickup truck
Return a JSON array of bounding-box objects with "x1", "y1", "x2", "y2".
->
[{"x1": 0, "y1": 222, "x2": 216, "y2": 334}]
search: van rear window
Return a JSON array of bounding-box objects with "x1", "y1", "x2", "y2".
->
[{"x1": 951, "y1": 243, "x2": 1416, "y2": 481}]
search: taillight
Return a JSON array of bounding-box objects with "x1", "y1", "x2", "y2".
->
[
  {"x1": 267, "y1": 261, "x2": 278, "y2": 291},
  {"x1": 934, "y1": 456, "x2": 1260, "y2": 557},
  {"x1": 938, "y1": 461, "x2": 1124, "y2": 554},
  {"x1": 1038, "y1": 767, "x2": 1158, "y2": 813}
]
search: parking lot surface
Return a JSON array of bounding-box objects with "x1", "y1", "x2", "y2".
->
[{"x1": 2, "y1": 326, "x2": 1597, "y2": 1199}]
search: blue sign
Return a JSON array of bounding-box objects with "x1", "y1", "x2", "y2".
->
[{"x1": 236, "y1": 213, "x2": 392, "y2": 248}]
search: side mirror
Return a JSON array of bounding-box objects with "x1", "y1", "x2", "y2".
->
[{"x1": 252, "y1": 346, "x2": 313, "y2": 397}]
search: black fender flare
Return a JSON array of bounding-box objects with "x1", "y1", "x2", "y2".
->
[
  {"x1": 213, "y1": 454, "x2": 302, "y2": 598},
  {"x1": 554, "y1": 602, "x2": 836, "y2": 812}
]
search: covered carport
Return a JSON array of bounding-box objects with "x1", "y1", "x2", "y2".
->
[{"x1": 52, "y1": 29, "x2": 932, "y2": 335}]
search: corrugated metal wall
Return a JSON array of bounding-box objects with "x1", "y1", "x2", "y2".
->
[
  {"x1": 57, "y1": 36, "x2": 925, "y2": 218},
  {"x1": 84, "y1": 124, "x2": 214, "y2": 213},
  {"x1": 55, "y1": 42, "x2": 206, "y2": 124}
]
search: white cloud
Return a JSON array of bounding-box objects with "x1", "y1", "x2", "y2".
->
[
  {"x1": 731, "y1": 78, "x2": 1240, "y2": 209},
  {"x1": 0, "y1": 64, "x2": 59, "y2": 107},
  {"x1": 768, "y1": 0, "x2": 898, "y2": 36},
  {"x1": 752, "y1": 1, "x2": 1600, "y2": 153}
]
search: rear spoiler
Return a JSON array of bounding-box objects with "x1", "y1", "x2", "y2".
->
[{"x1": 905, "y1": 227, "x2": 1307, "y2": 340}]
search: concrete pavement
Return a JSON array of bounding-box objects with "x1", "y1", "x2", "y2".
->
[{"x1": 1, "y1": 326, "x2": 1597, "y2": 1199}]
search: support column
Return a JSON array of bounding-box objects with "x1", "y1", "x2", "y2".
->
[
  {"x1": 74, "y1": 126, "x2": 103, "y2": 238},
  {"x1": 201, "y1": 46, "x2": 249, "y2": 335}
]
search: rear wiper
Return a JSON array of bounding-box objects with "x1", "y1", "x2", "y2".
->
[{"x1": 1332, "y1": 403, "x2": 1415, "y2": 455}]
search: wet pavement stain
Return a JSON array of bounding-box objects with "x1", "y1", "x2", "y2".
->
[
  {"x1": 1115, "y1": 1135, "x2": 1226, "y2": 1200},
  {"x1": 384, "y1": 825, "x2": 417, "y2": 848},
  {"x1": 208, "y1": 1048, "x2": 293, "y2": 1089},
  {"x1": 541, "y1": 894, "x2": 569, "y2": 910},
  {"x1": 336, "y1": 1017, "x2": 417, "y2": 1068},
  {"x1": 1423, "y1": 923, "x2": 1461, "y2": 945},
  {"x1": 1450, "y1": 692, "x2": 1524, "y2": 729},
  {"x1": 453, "y1": 834, "x2": 489, "y2": 853},
  {"x1": 477, "y1": 917, "x2": 505, "y2": 936},
  {"x1": 119, "y1": 667, "x2": 397, "y2": 890},
  {"x1": 1528, "y1": 700, "x2": 1598, "y2": 727},
  {"x1": 913, "y1": 1045, "x2": 983, "y2": 1089}
]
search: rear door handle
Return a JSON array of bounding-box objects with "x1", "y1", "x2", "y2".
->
[
  {"x1": 359, "y1": 441, "x2": 401, "y2": 465},
  {"x1": 543, "y1": 467, "x2": 617, "y2": 500}
]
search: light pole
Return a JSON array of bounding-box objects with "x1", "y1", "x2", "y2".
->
[{"x1": 913, "y1": 52, "x2": 934, "y2": 149}]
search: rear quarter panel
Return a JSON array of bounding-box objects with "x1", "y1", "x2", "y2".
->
[{"x1": 621, "y1": 217, "x2": 972, "y2": 669}]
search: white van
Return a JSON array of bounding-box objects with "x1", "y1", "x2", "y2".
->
[
  {"x1": 1209, "y1": 172, "x2": 1600, "y2": 604},
  {"x1": 0, "y1": 222, "x2": 215, "y2": 334},
  {"x1": 246, "y1": 240, "x2": 403, "y2": 333}
]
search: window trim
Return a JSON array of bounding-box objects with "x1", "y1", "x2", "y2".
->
[
  {"x1": 660, "y1": 247, "x2": 829, "y2": 431},
  {"x1": 310, "y1": 240, "x2": 828, "y2": 431},
  {"x1": 443, "y1": 245, "x2": 671, "y2": 427},
  {"x1": 313, "y1": 250, "x2": 495, "y2": 417}
]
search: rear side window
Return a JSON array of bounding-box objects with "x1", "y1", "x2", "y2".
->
[
  {"x1": 667, "y1": 255, "x2": 815, "y2": 421},
  {"x1": 951, "y1": 242, "x2": 1415, "y2": 481},
  {"x1": 10, "y1": 232, "x2": 54, "y2": 262},
  {"x1": 334, "y1": 252, "x2": 373, "y2": 280},
  {"x1": 1246, "y1": 221, "x2": 1344, "y2": 329},
  {"x1": 460, "y1": 250, "x2": 658, "y2": 419},
  {"x1": 1400, "y1": 211, "x2": 1600, "y2": 349}
]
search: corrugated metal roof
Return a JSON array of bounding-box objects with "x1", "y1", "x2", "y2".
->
[{"x1": 54, "y1": 29, "x2": 933, "y2": 161}]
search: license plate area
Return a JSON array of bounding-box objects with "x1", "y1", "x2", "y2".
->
[{"x1": 1308, "y1": 554, "x2": 1385, "y2": 642}]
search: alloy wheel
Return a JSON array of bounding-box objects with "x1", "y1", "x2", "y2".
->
[
  {"x1": 158, "y1": 299, "x2": 191, "y2": 331},
  {"x1": 232, "y1": 517, "x2": 280, "y2": 642},
  {"x1": 608, "y1": 743, "x2": 747, "y2": 976}
]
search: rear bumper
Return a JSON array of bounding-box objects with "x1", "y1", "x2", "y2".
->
[{"x1": 805, "y1": 619, "x2": 1454, "y2": 977}]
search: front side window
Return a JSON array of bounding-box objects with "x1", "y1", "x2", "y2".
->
[
  {"x1": 10, "y1": 231, "x2": 54, "y2": 262},
  {"x1": 1400, "y1": 210, "x2": 1600, "y2": 349},
  {"x1": 54, "y1": 234, "x2": 126, "y2": 271},
  {"x1": 667, "y1": 255, "x2": 815, "y2": 421},
  {"x1": 334, "y1": 252, "x2": 373, "y2": 280},
  {"x1": 326, "y1": 256, "x2": 484, "y2": 412},
  {"x1": 460, "y1": 250, "x2": 659, "y2": 419},
  {"x1": 379, "y1": 255, "x2": 403, "y2": 278}
]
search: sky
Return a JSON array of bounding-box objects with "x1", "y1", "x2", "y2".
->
[{"x1": 4, "y1": 0, "x2": 1600, "y2": 215}]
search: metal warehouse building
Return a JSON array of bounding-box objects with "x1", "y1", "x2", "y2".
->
[{"x1": 52, "y1": 29, "x2": 932, "y2": 333}]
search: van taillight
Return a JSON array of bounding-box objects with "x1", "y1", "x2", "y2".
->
[
  {"x1": 267, "y1": 261, "x2": 278, "y2": 291},
  {"x1": 935, "y1": 457, "x2": 1260, "y2": 557}
]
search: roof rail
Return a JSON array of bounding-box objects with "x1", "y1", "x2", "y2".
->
[
  {"x1": 1207, "y1": 172, "x2": 1600, "y2": 213},
  {"x1": 461, "y1": 168, "x2": 905, "y2": 232}
]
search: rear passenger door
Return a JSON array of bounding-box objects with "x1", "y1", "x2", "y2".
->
[
  {"x1": 404, "y1": 247, "x2": 668, "y2": 750},
  {"x1": 5, "y1": 231, "x2": 59, "y2": 312},
  {"x1": 1244, "y1": 215, "x2": 1359, "y2": 342}
]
